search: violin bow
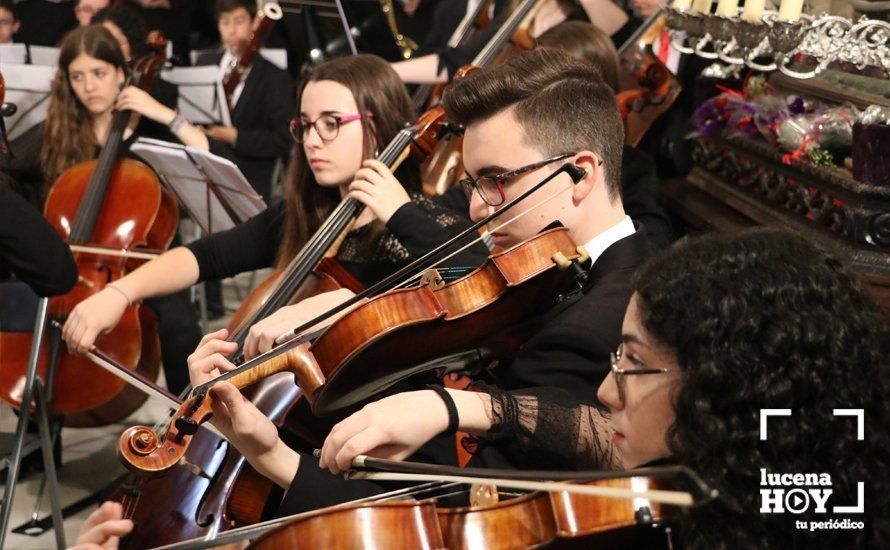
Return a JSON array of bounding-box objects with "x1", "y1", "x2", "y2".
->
[{"x1": 344, "y1": 455, "x2": 718, "y2": 508}]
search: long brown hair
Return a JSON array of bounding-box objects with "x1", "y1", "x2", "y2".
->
[
  {"x1": 41, "y1": 25, "x2": 127, "y2": 183},
  {"x1": 277, "y1": 54, "x2": 419, "y2": 267}
]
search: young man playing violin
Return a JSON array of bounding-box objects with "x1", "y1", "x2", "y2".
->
[{"x1": 186, "y1": 49, "x2": 651, "y2": 513}]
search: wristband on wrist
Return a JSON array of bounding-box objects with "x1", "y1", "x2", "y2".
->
[
  {"x1": 426, "y1": 384, "x2": 459, "y2": 435},
  {"x1": 106, "y1": 283, "x2": 132, "y2": 307},
  {"x1": 167, "y1": 112, "x2": 190, "y2": 134}
]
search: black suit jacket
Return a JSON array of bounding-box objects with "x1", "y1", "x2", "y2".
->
[
  {"x1": 196, "y1": 52, "x2": 294, "y2": 201},
  {"x1": 621, "y1": 146, "x2": 674, "y2": 251},
  {"x1": 496, "y1": 226, "x2": 651, "y2": 403}
]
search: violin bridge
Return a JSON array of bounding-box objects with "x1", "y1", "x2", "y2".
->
[
  {"x1": 420, "y1": 269, "x2": 445, "y2": 289},
  {"x1": 469, "y1": 484, "x2": 499, "y2": 507}
]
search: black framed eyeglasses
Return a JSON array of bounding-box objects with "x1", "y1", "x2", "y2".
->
[
  {"x1": 609, "y1": 343, "x2": 677, "y2": 404},
  {"x1": 459, "y1": 152, "x2": 586, "y2": 207},
  {"x1": 290, "y1": 112, "x2": 372, "y2": 143}
]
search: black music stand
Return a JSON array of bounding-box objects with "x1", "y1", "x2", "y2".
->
[{"x1": 0, "y1": 297, "x2": 67, "y2": 549}]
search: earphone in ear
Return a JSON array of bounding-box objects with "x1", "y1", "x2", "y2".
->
[{"x1": 565, "y1": 164, "x2": 587, "y2": 182}]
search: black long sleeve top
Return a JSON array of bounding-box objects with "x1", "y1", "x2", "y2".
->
[
  {"x1": 0, "y1": 187, "x2": 77, "y2": 297},
  {"x1": 185, "y1": 195, "x2": 489, "y2": 287}
]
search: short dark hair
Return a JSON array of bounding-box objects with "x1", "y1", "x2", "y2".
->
[
  {"x1": 92, "y1": 6, "x2": 149, "y2": 58},
  {"x1": 443, "y1": 49, "x2": 624, "y2": 201},
  {"x1": 215, "y1": 0, "x2": 256, "y2": 20},
  {"x1": 0, "y1": 0, "x2": 16, "y2": 18}
]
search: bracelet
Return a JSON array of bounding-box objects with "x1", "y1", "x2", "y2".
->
[
  {"x1": 426, "y1": 384, "x2": 459, "y2": 435},
  {"x1": 166, "y1": 112, "x2": 190, "y2": 134},
  {"x1": 106, "y1": 283, "x2": 132, "y2": 307}
]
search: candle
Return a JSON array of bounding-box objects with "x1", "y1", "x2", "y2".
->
[
  {"x1": 690, "y1": 0, "x2": 713, "y2": 13},
  {"x1": 715, "y1": 0, "x2": 739, "y2": 16},
  {"x1": 778, "y1": 0, "x2": 805, "y2": 21},
  {"x1": 741, "y1": 0, "x2": 765, "y2": 21},
  {"x1": 672, "y1": 0, "x2": 693, "y2": 10}
]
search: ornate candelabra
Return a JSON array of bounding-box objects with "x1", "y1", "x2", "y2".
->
[{"x1": 664, "y1": 6, "x2": 890, "y2": 79}]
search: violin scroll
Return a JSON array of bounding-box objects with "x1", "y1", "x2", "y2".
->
[
  {"x1": 117, "y1": 394, "x2": 213, "y2": 476},
  {"x1": 117, "y1": 343, "x2": 322, "y2": 476}
]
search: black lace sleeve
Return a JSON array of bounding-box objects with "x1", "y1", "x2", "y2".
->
[{"x1": 481, "y1": 385, "x2": 621, "y2": 470}]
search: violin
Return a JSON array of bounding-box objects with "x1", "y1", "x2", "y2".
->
[
  {"x1": 108, "y1": 106, "x2": 455, "y2": 549},
  {"x1": 0, "y1": 34, "x2": 175, "y2": 427},
  {"x1": 117, "y1": 158, "x2": 589, "y2": 478},
  {"x1": 223, "y1": 2, "x2": 283, "y2": 111}
]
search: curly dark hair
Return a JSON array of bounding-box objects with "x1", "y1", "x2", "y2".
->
[{"x1": 633, "y1": 228, "x2": 889, "y2": 549}]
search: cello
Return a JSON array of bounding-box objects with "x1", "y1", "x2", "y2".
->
[
  {"x1": 107, "y1": 106, "x2": 455, "y2": 549},
  {"x1": 0, "y1": 35, "x2": 175, "y2": 427}
]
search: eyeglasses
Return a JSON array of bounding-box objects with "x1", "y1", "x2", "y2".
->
[
  {"x1": 609, "y1": 344, "x2": 676, "y2": 404},
  {"x1": 290, "y1": 112, "x2": 372, "y2": 143},
  {"x1": 459, "y1": 153, "x2": 583, "y2": 207}
]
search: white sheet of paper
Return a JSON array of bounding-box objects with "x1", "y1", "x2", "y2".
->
[
  {"x1": 0, "y1": 63, "x2": 55, "y2": 140},
  {"x1": 189, "y1": 48, "x2": 287, "y2": 70},
  {"x1": 29, "y1": 46, "x2": 60, "y2": 67},
  {"x1": 161, "y1": 66, "x2": 231, "y2": 126},
  {"x1": 0, "y1": 44, "x2": 27, "y2": 64},
  {"x1": 130, "y1": 137, "x2": 265, "y2": 234}
]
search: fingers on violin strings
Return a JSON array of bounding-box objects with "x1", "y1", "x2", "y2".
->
[
  {"x1": 192, "y1": 337, "x2": 238, "y2": 362},
  {"x1": 190, "y1": 353, "x2": 236, "y2": 385},
  {"x1": 197, "y1": 328, "x2": 230, "y2": 349}
]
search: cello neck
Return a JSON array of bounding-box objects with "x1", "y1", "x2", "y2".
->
[
  {"x1": 473, "y1": 0, "x2": 543, "y2": 68},
  {"x1": 67, "y1": 102, "x2": 132, "y2": 244},
  {"x1": 226, "y1": 127, "x2": 417, "y2": 350}
]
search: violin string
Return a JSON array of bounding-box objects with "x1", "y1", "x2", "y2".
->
[
  {"x1": 230, "y1": 127, "x2": 412, "y2": 342},
  {"x1": 390, "y1": 180, "x2": 575, "y2": 291}
]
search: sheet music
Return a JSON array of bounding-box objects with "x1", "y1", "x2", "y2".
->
[
  {"x1": 0, "y1": 44, "x2": 27, "y2": 64},
  {"x1": 0, "y1": 63, "x2": 55, "y2": 140},
  {"x1": 161, "y1": 66, "x2": 231, "y2": 126},
  {"x1": 28, "y1": 46, "x2": 60, "y2": 67},
  {"x1": 131, "y1": 138, "x2": 265, "y2": 234},
  {"x1": 189, "y1": 47, "x2": 288, "y2": 70}
]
